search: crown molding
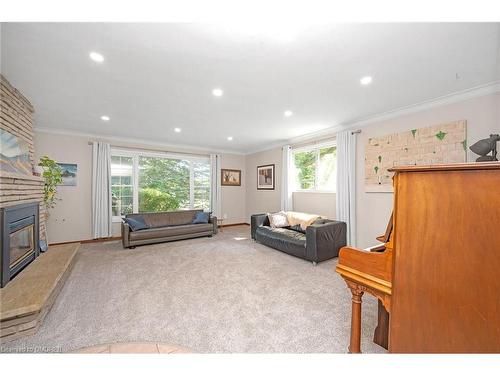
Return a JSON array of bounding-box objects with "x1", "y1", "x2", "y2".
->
[
  {"x1": 33, "y1": 126, "x2": 245, "y2": 156},
  {"x1": 246, "y1": 80, "x2": 500, "y2": 155}
]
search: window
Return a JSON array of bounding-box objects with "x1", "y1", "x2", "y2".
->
[
  {"x1": 111, "y1": 149, "x2": 211, "y2": 219},
  {"x1": 111, "y1": 155, "x2": 134, "y2": 216},
  {"x1": 293, "y1": 143, "x2": 337, "y2": 192},
  {"x1": 193, "y1": 162, "x2": 211, "y2": 209}
]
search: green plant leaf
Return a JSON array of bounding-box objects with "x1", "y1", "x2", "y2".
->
[
  {"x1": 38, "y1": 156, "x2": 63, "y2": 210},
  {"x1": 435, "y1": 131, "x2": 447, "y2": 141},
  {"x1": 378, "y1": 155, "x2": 382, "y2": 163},
  {"x1": 462, "y1": 139, "x2": 467, "y2": 151},
  {"x1": 374, "y1": 166, "x2": 379, "y2": 174},
  {"x1": 411, "y1": 129, "x2": 417, "y2": 138}
]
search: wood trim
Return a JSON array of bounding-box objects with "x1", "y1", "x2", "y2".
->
[
  {"x1": 218, "y1": 223, "x2": 250, "y2": 228},
  {"x1": 50, "y1": 224, "x2": 250, "y2": 245},
  {"x1": 50, "y1": 237, "x2": 122, "y2": 246},
  {"x1": 388, "y1": 161, "x2": 500, "y2": 172}
]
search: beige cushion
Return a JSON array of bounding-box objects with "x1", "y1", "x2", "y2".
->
[
  {"x1": 286, "y1": 211, "x2": 322, "y2": 230},
  {"x1": 267, "y1": 211, "x2": 289, "y2": 228}
]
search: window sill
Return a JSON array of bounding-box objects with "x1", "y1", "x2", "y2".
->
[{"x1": 293, "y1": 190, "x2": 336, "y2": 194}]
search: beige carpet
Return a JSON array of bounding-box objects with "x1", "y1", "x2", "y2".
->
[{"x1": 1, "y1": 226, "x2": 386, "y2": 353}]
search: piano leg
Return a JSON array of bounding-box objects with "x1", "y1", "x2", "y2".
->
[
  {"x1": 373, "y1": 300, "x2": 389, "y2": 349},
  {"x1": 348, "y1": 288, "x2": 364, "y2": 353}
]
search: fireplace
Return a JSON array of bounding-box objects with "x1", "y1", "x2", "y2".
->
[{"x1": 1, "y1": 202, "x2": 39, "y2": 287}]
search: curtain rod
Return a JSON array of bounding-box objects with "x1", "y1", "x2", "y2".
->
[
  {"x1": 86, "y1": 141, "x2": 211, "y2": 158},
  {"x1": 351, "y1": 130, "x2": 362, "y2": 135}
]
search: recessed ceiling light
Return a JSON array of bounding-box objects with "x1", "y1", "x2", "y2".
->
[
  {"x1": 360, "y1": 76, "x2": 373, "y2": 85},
  {"x1": 100, "y1": 115, "x2": 110, "y2": 121},
  {"x1": 174, "y1": 128, "x2": 181, "y2": 133},
  {"x1": 284, "y1": 110, "x2": 293, "y2": 117},
  {"x1": 89, "y1": 52, "x2": 105, "y2": 63},
  {"x1": 212, "y1": 88, "x2": 223, "y2": 97},
  {"x1": 227, "y1": 136, "x2": 233, "y2": 141}
]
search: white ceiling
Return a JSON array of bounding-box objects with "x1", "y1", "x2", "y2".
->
[{"x1": 1, "y1": 23, "x2": 499, "y2": 153}]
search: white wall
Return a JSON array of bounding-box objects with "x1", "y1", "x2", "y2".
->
[
  {"x1": 355, "y1": 92, "x2": 500, "y2": 248},
  {"x1": 34, "y1": 92, "x2": 500, "y2": 244},
  {"x1": 34, "y1": 131, "x2": 247, "y2": 243},
  {"x1": 220, "y1": 153, "x2": 247, "y2": 225},
  {"x1": 34, "y1": 132, "x2": 93, "y2": 244},
  {"x1": 244, "y1": 92, "x2": 500, "y2": 247},
  {"x1": 245, "y1": 148, "x2": 282, "y2": 218},
  {"x1": 293, "y1": 192, "x2": 336, "y2": 219}
]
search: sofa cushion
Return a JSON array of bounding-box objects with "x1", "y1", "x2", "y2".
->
[
  {"x1": 255, "y1": 226, "x2": 306, "y2": 258},
  {"x1": 127, "y1": 210, "x2": 203, "y2": 228},
  {"x1": 123, "y1": 216, "x2": 149, "y2": 231},
  {"x1": 129, "y1": 223, "x2": 213, "y2": 241},
  {"x1": 288, "y1": 224, "x2": 306, "y2": 234}
]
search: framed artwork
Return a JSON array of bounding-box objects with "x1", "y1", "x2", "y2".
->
[
  {"x1": 257, "y1": 164, "x2": 275, "y2": 190},
  {"x1": 0, "y1": 128, "x2": 32, "y2": 175},
  {"x1": 221, "y1": 169, "x2": 241, "y2": 186},
  {"x1": 57, "y1": 163, "x2": 77, "y2": 186}
]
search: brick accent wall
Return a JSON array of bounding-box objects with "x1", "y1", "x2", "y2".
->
[{"x1": 0, "y1": 74, "x2": 47, "y2": 243}]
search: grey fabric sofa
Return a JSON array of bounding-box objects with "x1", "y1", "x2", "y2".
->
[
  {"x1": 122, "y1": 210, "x2": 217, "y2": 248},
  {"x1": 251, "y1": 213, "x2": 346, "y2": 264}
]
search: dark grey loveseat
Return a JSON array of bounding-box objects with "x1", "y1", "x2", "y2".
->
[
  {"x1": 122, "y1": 210, "x2": 217, "y2": 248},
  {"x1": 251, "y1": 213, "x2": 346, "y2": 264}
]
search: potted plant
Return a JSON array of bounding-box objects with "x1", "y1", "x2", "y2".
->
[{"x1": 38, "y1": 156, "x2": 63, "y2": 247}]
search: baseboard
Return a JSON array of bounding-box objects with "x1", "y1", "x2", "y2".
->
[
  {"x1": 219, "y1": 222, "x2": 250, "y2": 228},
  {"x1": 50, "y1": 236, "x2": 122, "y2": 246},
  {"x1": 50, "y1": 224, "x2": 250, "y2": 246}
]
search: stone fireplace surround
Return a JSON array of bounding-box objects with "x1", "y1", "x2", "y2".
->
[
  {"x1": 0, "y1": 75, "x2": 47, "y2": 246},
  {"x1": 0, "y1": 74, "x2": 79, "y2": 343}
]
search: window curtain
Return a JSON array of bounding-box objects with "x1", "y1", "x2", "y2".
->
[
  {"x1": 336, "y1": 130, "x2": 357, "y2": 246},
  {"x1": 92, "y1": 141, "x2": 113, "y2": 238},
  {"x1": 210, "y1": 154, "x2": 222, "y2": 218},
  {"x1": 281, "y1": 145, "x2": 294, "y2": 211}
]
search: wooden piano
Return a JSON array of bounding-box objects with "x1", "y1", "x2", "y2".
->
[{"x1": 336, "y1": 163, "x2": 500, "y2": 353}]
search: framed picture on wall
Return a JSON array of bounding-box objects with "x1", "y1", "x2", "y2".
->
[
  {"x1": 257, "y1": 164, "x2": 275, "y2": 190},
  {"x1": 221, "y1": 169, "x2": 241, "y2": 186},
  {"x1": 57, "y1": 163, "x2": 77, "y2": 186}
]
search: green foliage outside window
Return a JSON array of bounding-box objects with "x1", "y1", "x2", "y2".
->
[
  {"x1": 111, "y1": 154, "x2": 211, "y2": 216},
  {"x1": 294, "y1": 150, "x2": 316, "y2": 189},
  {"x1": 138, "y1": 156, "x2": 190, "y2": 212},
  {"x1": 293, "y1": 146, "x2": 336, "y2": 191}
]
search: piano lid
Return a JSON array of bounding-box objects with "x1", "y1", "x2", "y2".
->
[{"x1": 388, "y1": 162, "x2": 500, "y2": 173}]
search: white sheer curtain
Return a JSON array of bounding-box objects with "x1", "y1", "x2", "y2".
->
[
  {"x1": 280, "y1": 145, "x2": 294, "y2": 211},
  {"x1": 210, "y1": 154, "x2": 222, "y2": 218},
  {"x1": 92, "y1": 141, "x2": 113, "y2": 238},
  {"x1": 336, "y1": 130, "x2": 357, "y2": 246}
]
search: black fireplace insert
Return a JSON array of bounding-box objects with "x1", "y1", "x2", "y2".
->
[{"x1": 0, "y1": 202, "x2": 40, "y2": 287}]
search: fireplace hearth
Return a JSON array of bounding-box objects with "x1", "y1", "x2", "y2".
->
[{"x1": 1, "y1": 202, "x2": 40, "y2": 287}]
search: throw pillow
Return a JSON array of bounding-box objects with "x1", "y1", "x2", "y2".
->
[
  {"x1": 192, "y1": 211, "x2": 210, "y2": 224},
  {"x1": 267, "y1": 211, "x2": 289, "y2": 228},
  {"x1": 123, "y1": 216, "x2": 149, "y2": 231}
]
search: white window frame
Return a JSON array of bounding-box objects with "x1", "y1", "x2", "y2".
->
[
  {"x1": 292, "y1": 140, "x2": 337, "y2": 193},
  {"x1": 111, "y1": 147, "x2": 211, "y2": 222}
]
